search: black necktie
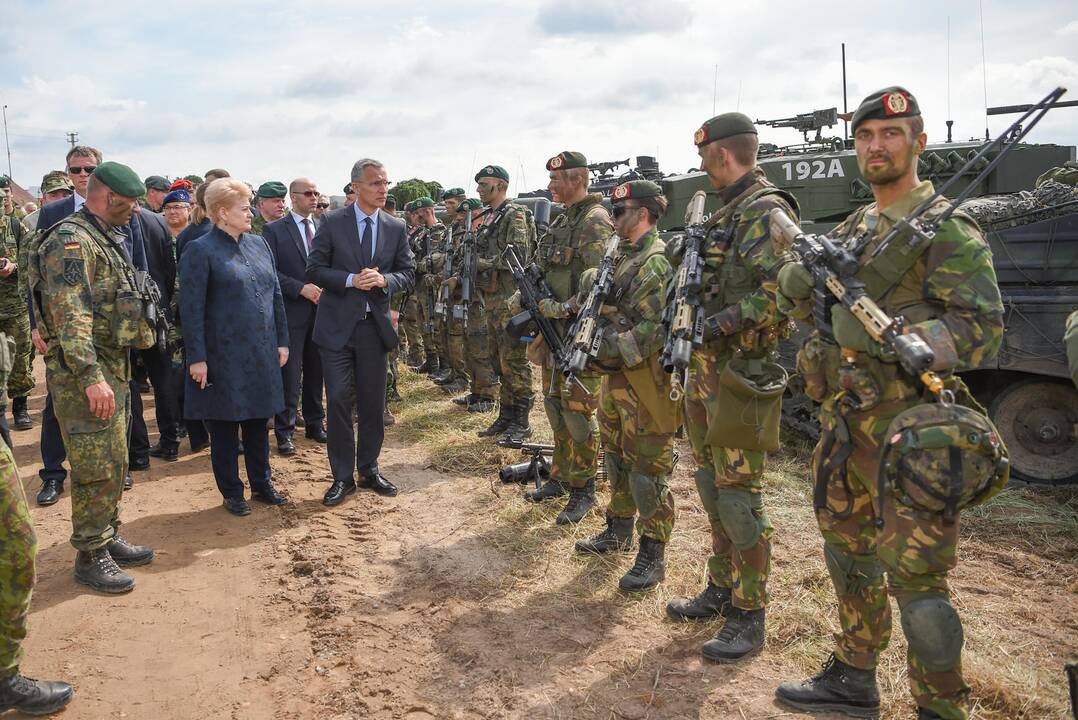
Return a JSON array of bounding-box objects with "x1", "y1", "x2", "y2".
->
[{"x1": 361, "y1": 217, "x2": 373, "y2": 267}]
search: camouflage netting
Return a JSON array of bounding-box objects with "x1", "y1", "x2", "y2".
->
[{"x1": 960, "y1": 162, "x2": 1078, "y2": 231}]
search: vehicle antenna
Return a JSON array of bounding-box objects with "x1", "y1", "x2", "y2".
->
[
  {"x1": 946, "y1": 17, "x2": 954, "y2": 143},
  {"x1": 979, "y1": 0, "x2": 990, "y2": 140},
  {"x1": 841, "y1": 43, "x2": 849, "y2": 142},
  {"x1": 736, "y1": 78, "x2": 743, "y2": 112},
  {"x1": 712, "y1": 64, "x2": 718, "y2": 116}
]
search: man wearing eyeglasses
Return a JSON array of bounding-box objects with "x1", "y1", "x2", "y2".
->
[
  {"x1": 251, "y1": 181, "x2": 288, "y2": 236},
  {"x1": 264, "y1": 177, "x2": 326, "y2": 456}
]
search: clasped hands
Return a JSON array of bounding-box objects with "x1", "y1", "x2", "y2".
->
[{"x1": 352, "y1": 267, "x2": 387, "y2": 291}]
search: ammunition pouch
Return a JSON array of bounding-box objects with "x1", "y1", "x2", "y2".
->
[
  {"x1": 707, "y1": 355, "x2": 787, "y2": 452},
  {"x1": 506, "y1": 310, "x2": 536, "y2": 339}
]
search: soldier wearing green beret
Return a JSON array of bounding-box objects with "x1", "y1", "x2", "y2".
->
[
  {"x1": 251, "y1": 181, "x2": 288, "y2": 236},
  {"x1": 25, "y1": 161, "x2": 157, "y2": 594},
  {"x1": 774, "y1": 87, "x2": 1005, "y2": 720},
  {"x1": 399, "y1": 200, "x2": 429, "y2": 369},
  {"x1": 572, "y1": 180, "x2": 679, "y2": 591},
  {"x1": 472, "y1": 165, "x2": 537, "y2": 442},
  {"x1": 430, "y1": 191, "x2": 469, "y2": 397},
  {"x1": 411, "y1": 197, "x2": 453, "y2": 382},
  {"x1": 519, "y1": 151, "x2": 611, "y2": 524},
  {"x1": 664, "y1": 111, "x2": 798, "y2": 663},
  {"x1": 0, "y1": 186, "x2": 34, "y2": 432}
]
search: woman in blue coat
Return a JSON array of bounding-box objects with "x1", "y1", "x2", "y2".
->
[{"x1": 179, "y1": 178, "x2": 290, "y2": 516}]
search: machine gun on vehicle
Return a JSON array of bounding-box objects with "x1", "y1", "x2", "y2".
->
[
  {"x1": 564, "y1": 235, "x2": 620, "y2": 383},
  {"x1": 660, "y1": 191, "x2": 708, "y2": 401},
  {"x1": 588, "y1": 158, "x2": 629, "y2": 177},
  {"x1": 755, "y1": 108, "x2": 844, "y2": 153}
]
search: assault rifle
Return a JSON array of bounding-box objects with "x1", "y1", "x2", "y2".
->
[
  {"x1": 135, "y1": 270, "x2": 168, "y2": 352},
  {"x1": 458, "y1": 209, "x2": 476, "y2": 327},
  {"x1": 503, "y1": 244, "x2": 568, "y2": 367},
  {"x1": 435, "y1": 227, "x2": 453, "y2": 318},
  {"x1": 564, "y1": 235, "x2": 620, "y2": 381},
  {"x1": 660, "y1": 190, "x2": 708, "y2": 401}
]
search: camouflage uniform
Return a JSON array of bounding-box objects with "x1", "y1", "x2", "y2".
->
[
  {"x1": 430, "y1": 219, "x2": 470, "y2": 388},
  {"x1": 533, "y1": 194, "x2": 610, "y2": 488},
  {"x1": 0, "y1": 209, "x2": 33, "y2": 405},
  {"x1": 779, "y1": 180, "x2": 1004, "y2": 718},
  {"x1": 596, "y1": 228, "x2": 679, "y2": 541},
  {"x1": 400, "y1": 225, "x2": 426, "y2": 364},
  {"x1": 29, "y1": 209, "x2": 154, "y2": 551},
  {"x1": 477, "y1": 200, "x2": 536, "y2": 409},
  {"x1": 414, "y1": 222, "x2": 446, "y2": 365},
  {"x1": 674, "y1": 168, "x2": 796, "y2": 611}
]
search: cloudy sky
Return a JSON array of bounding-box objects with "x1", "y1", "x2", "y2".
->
[{"x1": 2, "y1": 0, "x2": 1076, "y2": 197}]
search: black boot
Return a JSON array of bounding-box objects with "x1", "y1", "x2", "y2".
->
[
  {"x1": 556, "y1": 480, "x2": 596, "y2": 524},
  {"x1": 702, "y1": 607, "x2": 765, "y2": 663},
  {"x1": 524, "y1": 477, "x2": 566, "y2": 503},
  {"x1": 416, "y1": 356, "x2": 438, "y2": 374},
  {"x1": 468, "y1": 395, "x2": 496, "y2": 413},
  {"x1": 36, "y1": 478, "x2": 63, "y2": 506},
  {"x1": 11, "y1": 396, "x2": 32, "y2": 430},
  {"x1": 478, "y1": 403, "x2": 511, "y2": 436},
  {"x1": 619, "y1": 536, "x2": 666, "y2": 591},
  {"x1": 666, "y1": 582, "x2": 732, "y2": 621},
  {"x1": 500, "y1": 401, "x2": 532, "y2": 444},
  {"x1": 74, "y1": 547, "x2": 135, "y2": 594},
  {"x1": 432, "y1": 367, "x2": 454, "y2": 385},
  {"x1": 453, "y1": 392, "x2": 477, "y2": 407},
  {"x1": 441, "y1": 378, "x2": 468, "y2": 394},
  {"x1": 106, "y1": 535, "x2": 155, "y2": 567},
  {"x1": 0, "y1": 673, "x2": 74, "y2": 715},
  {"x1": 775, "y1": 653, "x2": 881, "y2": 718},
  {"x1": 575, "y1": 516, "x2": 634, "y2": 555}
]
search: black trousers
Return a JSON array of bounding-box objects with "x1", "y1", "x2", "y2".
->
[
  {"x1": 129, "y1": 379, "x2": 149, "y2": 462},
  {"x1": 204, "y1": 418, "x2": 271, "y2": 499},
  {"x1": 274, "y1": 320, "x2": 324, "y2": 443},
  {"x1": 175, "y1": 357, "x2": 210, "y2": 450},
  {"x1": 320, "y1": 319, "x2": 387, "y2": 483},
  {"x1": 139, "y1": 345, "x2": 181, "y2": 450},
  {"x1": 39, "y1": 393, "x2": 67, "y2": 483}
]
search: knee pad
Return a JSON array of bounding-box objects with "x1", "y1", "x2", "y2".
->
[
  {"x1": 628, "y1": 471, "x2": 662, "y2": 519},
  {"x1": 605, "y1": 452, "x2": 624, "y2": 481},
  {"x1": 563, "y1": 410, "x2": 595, "y2": 444},
  {"x1": 693, "y1": 467, "x2": 719, "y2": 512},
  {"x1": 899, "y1": 594, "x2": 964, "y2": 673},
  {"x1": 715, "y1": 488, "x2": 764, "y2": 550},
  {"x1": 823, "y1": 543, "x2": 883, "y2": 596}
]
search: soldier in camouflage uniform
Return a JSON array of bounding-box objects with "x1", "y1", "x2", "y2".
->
[
  {"x1": 400, "y1": 201, "x2": 429, "y2": 370},
  {"x1": 774, "y1": 88, "x2": 1005, "y2": 720},
  {"x1": 473, "y1": 165, "x2": 536, "y2": 441},
  {"x1": 0, "y1": 187, "x2": 34, "y2": 431},
  {"x1": 430, "y1": 189, "x2": 470, "y2": 396},
  {"x1": 664, "y1": 113, "x2": 798, "y2": 663},
  {"x1": 573, "y1": 180, "x2": 679, "y2": 591},
  {"x1": 250, "y1": 181, "x2": 287, "y2": 237},
  {"x1": 28, "y1": 162, "x2": 158, "y2": 595},
  {"x1": 519, "y1": 151, "x2": 610, "y2": 524},
  {"x1": 411, "y1": 197, "x2": 448, "y2": 379}
]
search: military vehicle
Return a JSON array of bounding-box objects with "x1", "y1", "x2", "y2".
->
[{"x1": 659, "y1": 106, "x2": 1078, "y2": 485}]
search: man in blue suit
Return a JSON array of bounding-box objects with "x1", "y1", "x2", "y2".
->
[
  {"x1": 307, "y1": 159, "x2": 414, "y2": 506},
  {"x1": 263, "y1": 177, "x2": 326, "y2": 456}
]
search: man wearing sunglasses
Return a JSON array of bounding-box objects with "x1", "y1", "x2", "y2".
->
[{"x1": 264, "y1": 177, "x2": 327, "y2": 456}]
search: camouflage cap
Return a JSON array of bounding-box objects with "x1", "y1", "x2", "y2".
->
[
  {"x1": 413, "y1": 196, "x2": 436, "y2": 209},
  {"x1": 546, "y1": 151, "x2": 587, "y2": 171},
  {"x1": 458, "y1": 197, "x2": 483, "y2": 212},
  {"x1": 144, "y1": 175, "x2": 171, "y2": 192},
  {"x1": 93, "y1": 161, "x2": 146, "y2": 198},
  {"x1": 344, "y1": 182, "x2": 355, "y2": 194},
  {"x1": 611, "y1": 180, "x2": 663, "y2": 202},
  {"x1": 41, "y1": 170, "x2": 74, "y2": 194},
  {"x1": 694, "y1": 112, "x2": 757, "y2": 147},
  {"x1": 474, "y1": 165, "x2": 510, "y2": 182},
  {"x1": 441, "y1": 187, "x2": 465, "y2": 200},
  {"x1": 257, "y1": 181, "x2": 287, "y2": 199},
  {"x1": 851, "y1": 86, "x2": 920, "y2": 132}
]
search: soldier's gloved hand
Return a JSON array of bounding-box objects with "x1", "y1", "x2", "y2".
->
[
  {"x1": 579, "y1": 268, "x2": 598, "y2": 296},
  {"x1": 537, "y1": 297, "x2": 568, "y2": 319},
  {"x1": 831, "y1": 305, "x2": 883, "y2": 356},
  {"x1": 664, "y1": 234, "x2": 685, "y2": 264},
  {"x1": 595, "y1": 327, "x2": 620, "y2": 363},
  {"x1": 508, "y1": 291, "x2": 522, "y2": 316},
  {"x1": 778, "y1": 262, "x2": 814, "y2": 300}
]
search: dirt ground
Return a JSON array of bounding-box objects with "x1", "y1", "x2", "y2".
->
[{"x1": 12, "y1": 360, "x2": 1078, "y2": 720}]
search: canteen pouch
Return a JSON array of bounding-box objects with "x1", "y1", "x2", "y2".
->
[
  {"x1": 709, "y1": 355, "x2": 788, "y2": 452},
  {"x1": 113, "y1": 292, "x2": 155, "y2": 350}
]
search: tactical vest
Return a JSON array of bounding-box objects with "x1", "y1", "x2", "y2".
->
[
  {"x1": 477, "y1": 201, "x2": 534, "y2": 296},
  {"x1": 537, "y1": 195, "x2": 608, "y2": 302}
]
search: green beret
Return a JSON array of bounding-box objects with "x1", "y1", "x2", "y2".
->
[
  {"x1": 546, "y1": 151, "x2": 587, "y2": 171},
  {"x1": 257, "y1": 181, "x2": 287, "y2": 199},
  {"x1": 458, "y1": 197, "x2": 483, "y2": 212},
  {"x1": 441, "y1": 187, "x2": 465, "y2": 200},
  {"x1": 851, "y1": 86, "x2": 921, "y2": 132},
  {"x1": 474, "y1": 165, "x2": 509, "y2": 183},
  {"x1": 611, "y1": 180, "x2": 663, "y2": 202},
  {"x1": 694, "y1": 112, "x2": 757, "y2": 147},
  {"x1": 92, "y1": 161, "x2": 145, "y2": 198},
  {"x1": 343, "y1": 183, "x2": 354, "y2": 194},
  {"x1": 0, "y1": 175, "x2": 9, "y2": 189},
  {"x1": 41, "y1": 171, "x2": 74, "y2": 194},
  {"x1": 403, "y1": 200, "x2": 416, "y2": 212},
  {"x1": 144, "y1": 175, "x2": 170, "y2": 192},
  {"x1": 413, "y1": 196, "x2": 436, "y2": 209}
]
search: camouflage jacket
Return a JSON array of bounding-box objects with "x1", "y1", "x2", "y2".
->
[
  {"x1": 0, "y1": 214, "x2": 28, "y2": 319},
  {"x1": 475, "y1": 200, "x2": 536, "y2": 303},
  {"x1": 536, "y1": 194, "x2": 611, "y2": 317},
  {"x1": 412, "y1": 222, "x2": 447, "y2": 282},
  {"x1": 605, "y1": 228, "x2": 673, "y2": 369}
]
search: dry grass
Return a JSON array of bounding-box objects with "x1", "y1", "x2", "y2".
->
[{"x1": 396, "y1": 365, "x2": 1077, "y2": 719}]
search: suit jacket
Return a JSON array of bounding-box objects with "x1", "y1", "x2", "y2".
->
[
  {"x1": 137, "y1": 210, "x2": 175, "y2": 312},
  {"x1": 264, "y1": 215, "x2": 316, "y2": 331},
  {"x1": 306, "y1": 206, "x2": 414, "y2": 352}
]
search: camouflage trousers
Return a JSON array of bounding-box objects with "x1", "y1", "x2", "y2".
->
[
  {"x1": 485, "y1": 299, "x2": 532, "y2": 408},
  {"x1": 0, "y1": 312, "x2": 33, "y2": 400},
  {"x1": 463, "y1": 302, "x2": 498, "y2": 398},
  {"x1": 684, "y1": 346, "x2": 773, "y2": 610},
  {"x1": 598, "y1": 373, "x2": 675, "y2": 542},
  {"x1": 445, "y1": 313, "x2": 470, "y2": 385},
  {"x1": 416, "y1": 281, "x2": 439, "y2": 361},
  {"x1": 400, "y1": 294, "x2": 424, "y2": 363},
  {"x1": 386, "y1": 347, "x2": 398, "y2": 400},
  {"x1": 814, "y1": 399, "x2": 970, "y2": 719},
  {"x1": 46, "y1": 355, "x2": 130, "y2": 551},
  {"x1": 542, "y1": 367, "x2": 601, "y2": 489},
  {"x1": 0, "y1": 440, "x2": 35, "y2": 679}
]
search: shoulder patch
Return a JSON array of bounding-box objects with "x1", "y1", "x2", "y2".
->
[{"x1": 62, "y1": 257, "x2": 84, "y2": 285}]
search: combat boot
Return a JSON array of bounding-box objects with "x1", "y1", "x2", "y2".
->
[
  {"x1": 0, "y1": 673, "x2": 74, "y2": 715},
  {"x1": 524, "y1": 477, "x2": 566, "y2": 503},
  {"x1": 416, "y1": 355, "x2": 438, "y2": 374},
  {"x1": 500, "y1": 401, "x2": 533, "y2": 444},
  {"x1": 453, "y1": 392, "x2": 477, "y2": 407},
  {"x1": 432, "y1": 367, "x2": 454, "y2": 385},
  {"x1": 618, "y1": 536, "x2": 666, "y2": 591},
  {"x1": 555, "y1": 479, "x2": 596, "y2": 524},
  {"x1": 702, "y1": 607, "x2": 765, "y2": 663},
  {"x1": 11, "y1": 396, "x2": 32, "y2": 431},
  {"x1": 775, "y1": 653, "x2": 880, "y2": 718},
  {"x1": 478, "y1": 403, "x2": 511, "y2": 435},
  {"x1": 106, "y1": 535, "x2": 155, "y2": 567},
  {"x1": 469, "y1": 395, "x2": 496, "y2": 413},
  {"x1": 666, "y1": 582, "x2": 732, "y2": 621},
  {"x1": 575, "y1": 516, "x2": 634, "y2": 555},
  {"x1": 442, "y1": 378, "x2": 468, "y2": 394},
  {"x1": 74, "y1": 547, "x2": 135, "y2": 594}
]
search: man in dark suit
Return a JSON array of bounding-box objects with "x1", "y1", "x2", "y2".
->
[
  {"x1": 307, "y1": 158, "x2": 414, "y2": 505},
  {"x1": 264, "y1": 177, "x2": 326, "y2": 456}
]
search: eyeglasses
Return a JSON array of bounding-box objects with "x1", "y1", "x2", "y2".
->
[
  {"x1": 68, "y1": 166, "x2": 97, "y2": 175},
  {"x1": 358, "y1": 180, "x2": 391, "y2": 189},
  {"x1": 163, "y1": 204, "x2": 190, "y2": 211},
  {"x1": 612, "y1": 204, "x2": 639, "y2": 218},
  {"x1": 316, "y1": 202, "x2": 329, "y2": 209},
  {"x1": 293, "y1": 190, "x2": 320, "y2": 197}
]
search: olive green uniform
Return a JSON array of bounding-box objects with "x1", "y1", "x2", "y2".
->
[
  {"x1": 431, "y1": 220, "x2": 470, "y2": 387},
  {"x1": 400, "y1": 226, "x2": 426, "y2": 364},
  {"x1": 413, "y1": 222, "x2": 446, "y2": 365},
  {"x1": 0, "y1": 214, "x2": 33, "y2": 405}
]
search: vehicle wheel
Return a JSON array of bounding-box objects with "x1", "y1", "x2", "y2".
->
[{"x1": 988, "y1": 377, "x2": 1078, "y2": 485}]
